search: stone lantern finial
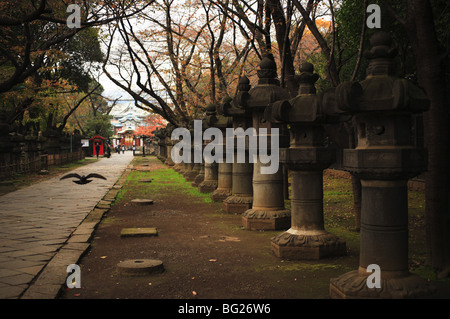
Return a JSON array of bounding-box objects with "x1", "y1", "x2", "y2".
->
[
  {"x1": 238, "y1": 74, "x2": 251, "y2": 92},
  {"x1": 206, "y1": 103, "x2": 216, "y2": 116},
  {"x1": 257, "y1": 54, "x2": 279, "y2": 85},
  {"x1": 298, "y1": 62, "x2": 319, "y2": 95},
  {"x1": 364, "y1": 31, "x2": 398, "y2": 76}
]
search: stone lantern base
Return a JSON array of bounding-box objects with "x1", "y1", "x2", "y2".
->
[
  {"x1": 223, "y1": 195, "x2": 253, "y2": 214},
  {"x1": 329, "y1": 269, "x2": 437, "y2": 299},
  {"x1": 211, "y1": 188, "x2": 232, "y2": 202},
  {"x1": 242, "y1": 209, "x2": 291, "y2": 231},
  {"x1": 271, "y1": 229, "x2": 346, "y2": 259},
  {"x1": 173, "y1": 163, "x2": 183, "y2": 172},
  {"x1": 198, "y1": 180, "x2": 218, "y2": 193},
  {"x1": 191, "y1": 172, "x2": 204, "y2": 187},
  {"x1": 165, "y1": 158, "x2": 174, "y2": 166}
]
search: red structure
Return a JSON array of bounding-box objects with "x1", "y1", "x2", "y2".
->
[{"x1": 90, "y1": 135, "x2": 106, "y2": 156}]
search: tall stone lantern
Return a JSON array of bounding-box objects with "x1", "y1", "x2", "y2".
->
[
  {"x1": 328, "y1": 31, "x2": 435, "y2": 298},
  {"x1": 204, "y1": 103, "x2": 234, "y2": 200},
  {"x1": 240, "y1": 54, "x2": 291, "y2": 231},
  {"x1": 164, "y1": 124, "x2": 175, "y2": 167},
  {"x1": 183, "y1": 121, "x2": 200, "y2": 182},
  {"x1": 267, "y1": 62, "x2": 346, "y2": 259},
  {"x1": 198, "y1": 104, "x2": 221, "y2": 193},
  {"x1": 221, "y1": 76, "x2": 254, "y2": 214}
]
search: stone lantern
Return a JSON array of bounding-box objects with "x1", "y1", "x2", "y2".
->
[
  {"x1": 240, "y1": 54, "x2": 291, "y2": 231},
  {"x1": 211, "y1": 102, "x2": 234, "y2": 202},
  {"x1": 198, "y1": 104, "x2": 221, "y2": 193},
  {"x1": 221, "y1": 76, "x2": 254, "y2": 214},
  {"x1": 183, "y1": 121, "x2": 199, "y2": 182},
  {"x1": 267, "y1": 62, "x2": 346, "y2": 259},
  {"x1": 164, "y1": 124, "x2": 175, "y2": 167},
  {"x1": 155, "y1": 127, "x2": 169, "y2": 163},
  {"x1": 328, "y1": 31, "x2": 435, "y2": 298},
  {"x1": 192, "y1": 120, "x2": 207, "y2": 188}
]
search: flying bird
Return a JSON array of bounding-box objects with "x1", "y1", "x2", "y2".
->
[{"x1": 60, "y1": 173, "x2": 107, "y2": 185}]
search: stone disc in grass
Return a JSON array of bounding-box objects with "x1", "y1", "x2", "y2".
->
[
  {"x1": 120, "y1": 227, "x2": 158, "y2": 238},
  {"x1": 116, "y1": 259, "x2": 164, "y2": 276},
  {"x1": 131, "y1": 198, "x2": 154, "y2": 205},
  {"x1": 138, "y1": 179, "x2": 153, "y2": 183}
]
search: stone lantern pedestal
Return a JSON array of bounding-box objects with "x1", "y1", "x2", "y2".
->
[
  {"x1": 164, "y1": 140, "x2": 175, "y2": 166},
  {"x1": 198, "y1": 162, "x2": 218, "y2": 193},
  {"x1": 186, "y1": 162, "x2": 201, "y2": 182},
  {"x1": 268, "y1": 62, "x2": 346, "y2": 258},
  {"x1": 223, "y1": 151, "x2": 254, "y2": 214},
  {"x1": 192, "y1": 161, "x2": 205, "y2": 187},
  {"x1": 211, "y1": 161, "x2": 233, "y2": 201},
  {"x1": 328, "y1": 31, "x2": 436, "y2": 298}
]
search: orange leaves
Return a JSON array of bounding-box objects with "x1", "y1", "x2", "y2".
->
[{"x1": 133, "y1": 113, "x2": 166, "y2": 137}]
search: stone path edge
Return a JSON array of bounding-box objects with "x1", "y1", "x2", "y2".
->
[{"x1": 19, "y1": 165, "x2": 133, "y2": 299}]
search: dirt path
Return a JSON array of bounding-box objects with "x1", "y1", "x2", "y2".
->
[{"x1": 59, "y1": 157, "x2": 359, "y2": 301}]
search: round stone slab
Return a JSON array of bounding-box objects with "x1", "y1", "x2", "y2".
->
[
  {"x1": 131, "y1": 198, "x2": 154, "y2": 205},
  {"x1": 116, "y1": 259, "x2": 164, "y2": 276},
  {"x1": 138, "y1": 179, "x2": 153, "y2": 183},
  {"x1": 120, "y1": 227, "x2": 158, "y2": 237}
]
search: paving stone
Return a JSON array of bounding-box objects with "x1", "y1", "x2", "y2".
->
[
  {"x1": 0, "y1": 259, "x2": 45, "y2": 270},
  {"x1": 0, "y1": 273, "x2": 35, "y2": 285},
  {"x1": 0, "y1": 153, "x2": 134, "y2": 299},
  {"x1": 21, "y1": 284, "x2": 63, "y2": 299},
  {"x1": 0, "y1": 285, "x2": 26, "y2": 299},
  {"x1": 67, "y1": 234, "x2": 92, "y2": 243},
  {"x1": 0, "y1": 268, "x2": 23, "y2": 278},
  {"x1": 17, "y1": 265, "x2": 45, "y2": 276}
]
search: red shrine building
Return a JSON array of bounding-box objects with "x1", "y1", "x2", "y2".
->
[{"x1": 110, "y1": 104, "x2": 149, "y2": 148}]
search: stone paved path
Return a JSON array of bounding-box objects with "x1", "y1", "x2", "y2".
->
[{"x1": 0, "y1": 151, "x2": 134, "y2": 298}]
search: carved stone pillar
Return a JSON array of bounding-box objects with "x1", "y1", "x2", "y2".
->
[
  {"x1": 221, "y1": 78, "x2": 254, "y2": 214},
  {"x1": 268, "y1": 62, "x2": 346, "y2": 259},
  {"x1": 202, "y1": 103, "x2": 233, "y2": 200},
  {"x1": 328, "y1": 31, "x2": 436, "y2": 298},
  {"x1": 241, "y1": 55, "x2": 291, "y2": 231}
]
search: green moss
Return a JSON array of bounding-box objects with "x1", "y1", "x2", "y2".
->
[
  {"x1": 256, "y1": 261, "x2": 351, "y2": 273},
  {"x1": 411, "y1": 265, "x2": 438, "y2": 281},
  {"x1": 114, "y1": 161, "x2": 214, "y2": 205}
]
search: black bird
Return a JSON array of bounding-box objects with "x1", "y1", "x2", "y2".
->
[{"x1": 60, "y1": 173, "x2": 107, "y2": 185}]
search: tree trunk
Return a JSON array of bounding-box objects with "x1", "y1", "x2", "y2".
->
[{"x1": 406, "y1": 0, "x2": 450, "y2": 272}]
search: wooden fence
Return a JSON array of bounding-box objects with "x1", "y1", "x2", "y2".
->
[{"x1": 0, "y1": 149, "x2": 83, "y2": 180}]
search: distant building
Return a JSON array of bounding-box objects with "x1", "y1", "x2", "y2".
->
[{"x1": 109, "y1": 103, "x2": 149, "y2": 148}]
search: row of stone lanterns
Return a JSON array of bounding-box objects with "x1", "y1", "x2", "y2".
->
[{"x1": 154, "y1": 31, "x2": 435, "y2": 299}]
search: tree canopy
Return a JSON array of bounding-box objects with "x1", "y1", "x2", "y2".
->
[{"x1": 1, "y1": 0, "x2": 448, "y2": 274}]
